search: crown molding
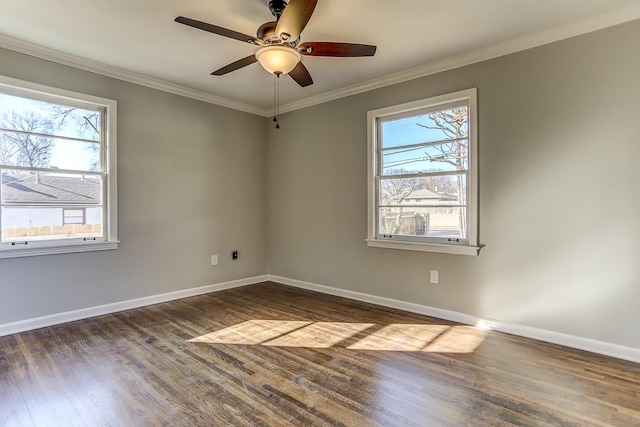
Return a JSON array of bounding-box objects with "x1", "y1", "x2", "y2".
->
[
  {"x1": 2, "y1": 3, "x2": 639, "y2": 118},
  {"x1": 0, "y1": 33, "x2": 269, "y2": 117},
  {"x1": 275, "y1": 4, "x2": 640, "y2": 114}
]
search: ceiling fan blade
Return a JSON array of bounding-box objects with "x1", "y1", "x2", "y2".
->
[
  {"x1": 288, "y1": 62, "x2": 313, "y2": 87},
  {"x1": 275, "y1": 0, "x2": 318, "y2": 42},
  {"x1": 299, "y1": 42, "x2": 377, "y2": 57},
  {"x1": 175, "y1": 16, "x2": 258, "y2": 44},
  {"x1": 212, "y1": 55, "x2": 258, "y2": 76}
]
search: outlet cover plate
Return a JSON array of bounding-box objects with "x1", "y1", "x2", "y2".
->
[{"x1": 430, "y1": 270, "x2": 439, "y2": 284}]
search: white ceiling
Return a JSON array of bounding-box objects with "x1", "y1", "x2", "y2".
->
[{"x1": 1, "y1": 0, "x2": 640, "y2": 115}]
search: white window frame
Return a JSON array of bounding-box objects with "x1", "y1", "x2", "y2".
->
[
  {"x1": 366, "y1": 88, "x2": 479, "y2": 256},
  {"x1": 0, "y1": 75, "x2": 118, "y2": 259}
]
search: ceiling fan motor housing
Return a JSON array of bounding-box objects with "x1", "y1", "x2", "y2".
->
[{"x1": 257, "y1": 21, "x2": 279, "y2": 42}]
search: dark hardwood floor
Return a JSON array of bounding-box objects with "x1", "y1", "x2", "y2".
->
[{"x1": 1, "y1": 282, "x2": 639, "y2": 426}]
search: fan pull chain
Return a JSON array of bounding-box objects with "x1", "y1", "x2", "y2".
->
[{"x1": 273, "y1": 72, "x2": 281, "y2": 129}]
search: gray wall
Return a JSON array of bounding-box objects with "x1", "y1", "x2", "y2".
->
[
  {"x1": 0, "y1": 48, "x2": 268, "y2": 324},
  {"x1": 2, "y1": 20, "x2": 640, "y2": 351},
  {"x1": 268, "y1": 20, "x2": 640, "y2": 349}
]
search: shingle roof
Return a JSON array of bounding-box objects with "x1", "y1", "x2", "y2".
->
[
  {"x1": 406, "y1": 188, "x2": 441, "y2": 199},
  {"x1": 1, "y1": 172, "x2": 101, "y2": 205}
]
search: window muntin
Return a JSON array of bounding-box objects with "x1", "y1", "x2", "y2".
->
[
  {"x1": 0, "y1": 76, "x2": 117, "y2": 257},
  {"x1": 367, "y1": 89, "x2": 478, "y2": 255}
]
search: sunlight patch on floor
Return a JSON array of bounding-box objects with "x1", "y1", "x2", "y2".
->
[
  {"x1": 188, "y1": 320, "x2": 312, "y2": 345},
  {"x1": 264, "y1": 322, "x2": 375, "y2": 348},
  {"x1": 346, "y1": 324, "x2": 448, "y2": 351},
  {"x1": 189, "y1": 320, "x2": 488, "y2": 353}
]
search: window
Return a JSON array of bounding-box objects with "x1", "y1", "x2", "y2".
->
[
  {"x1": 0, "y1": 75, "x2": 117, "y2": 258},
  {"x1": 367, "y1": 88, "x2": 478, "y2": 255},
  {"x1": 63, "y1": 208, "x2": 86, "y2": 225}
]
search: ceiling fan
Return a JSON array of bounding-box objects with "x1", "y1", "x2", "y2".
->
[{"x1": 175, "y1": 0, "x2": 377, "y2": 87}]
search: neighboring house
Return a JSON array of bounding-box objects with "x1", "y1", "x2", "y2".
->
[
  {"x1": 397, "y1": 188, "x2": 441, "y2": 204},
  {"x1": 397, "y1": 188, "x2": 459, "y2": 204},
  {"x1": 2, "y1": 172, "x2": 100, "y2": 205},
  {"x1": 1, "y1": 172, "x2": 101, "y2": 234},
  {"x1": 385, "y1": 188, "x2": 461, "y2": 236}
]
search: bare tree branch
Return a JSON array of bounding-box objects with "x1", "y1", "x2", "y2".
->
[{"x1": 0, "y1": 111, "x2": 54, "y2": 168}]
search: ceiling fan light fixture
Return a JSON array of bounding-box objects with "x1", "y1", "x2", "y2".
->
[{"x1": 255, "y1": 45, "x2": 301, "y2": 75}]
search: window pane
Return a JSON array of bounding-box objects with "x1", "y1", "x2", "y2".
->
[
  {"x1": 0, "y1": 93, "x2": 101, "y2": 142},
  {"x1": 381, "y1": 106, "x2": 468, "y2": 149},
  {"x1": 1, "y1": 171, "x2": 102, "y2": 205},
  {"x1": 382, "y1": 140, "x2": 468, "y2": 175},
  {"x1": 379, "y1": 175, "x2": 466, "y2": 206},
  {"x1": 378, "y1": 207, "x2": 467, "y2": 240},
  {"x1": 0, "y1": 132, "x2": 100, "y2": 170},
  {"x1": 1, "y1": 206, "x2": 102, "y2": 242}
]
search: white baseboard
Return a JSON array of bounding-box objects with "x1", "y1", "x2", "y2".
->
[
  {"x1": 269, "y1": 275, "x2": 640, "y2": 364},
  {"x1": 0, "y1": 275, "x2": 269, "y2": 337},
  {"x1": 3, "y1": 273, "x2": 639, "y2": 364}
]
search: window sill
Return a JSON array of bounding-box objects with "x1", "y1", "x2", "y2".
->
[
  {"x1": 366, "y1": 239, "x2": 480, "y2": 256},
  {"x1": 0, "y1": 241, "x2": 119, "y2": 259}
]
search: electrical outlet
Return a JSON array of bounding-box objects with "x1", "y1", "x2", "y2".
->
[
  {"x1": 232, "y1": 250, "x2": 238, "y2": 260},
  {"x1": 430, "y1": 270, "x2": 439, "y2": 284},
  {"x1": 211, "y1": 255, "x2": 218, "y2": 266}
]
